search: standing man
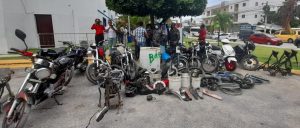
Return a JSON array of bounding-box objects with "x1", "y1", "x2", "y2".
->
[
  {"x1": 133, "y1": 21, "x2": 147, "y2": 60},
  {"x1": 168, "y1": 23, "x2": 180, "y2": 55},
  {"x1": 198, "y1": 24, "x2": 207, "y2": 54},
  {"x1": 91, "y1": 18, "x2": 105, "y2": 46},
  {"x1": 105, "y1": 20, "x2": 117, "y2": 49},
  {"x1": 198, "y1": 24, "x2": 207, "y2": 45}
]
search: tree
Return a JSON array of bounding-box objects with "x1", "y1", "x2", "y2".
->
[
  {"x1": 277, "y1": 0, "x2": 298, "y2": 32},
  {"x1": 106, "y1": 0, "x2": 207, "y2": 23},
  {"x1": 213, "y1": 12, "x2": 233, "y2": 32},
  {"x1": 117, "y1": 15, "x2": 150, "y2": 28}
]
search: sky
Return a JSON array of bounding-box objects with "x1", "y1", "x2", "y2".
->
[{"x1": 208, "y1": 0, "x2": 224, "y2": 6}]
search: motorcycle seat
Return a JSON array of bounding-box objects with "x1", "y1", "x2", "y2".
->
[
  {"x1": 212, "y1": 45, "x2": 222, "y2": 50},
  {"x1": 52, "y1": 47, "x2": 67, "y2": 55}
]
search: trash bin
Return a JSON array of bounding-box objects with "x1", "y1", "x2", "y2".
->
[{"x1": 127, "y1": 36, "x2": 132, "y2": 43}]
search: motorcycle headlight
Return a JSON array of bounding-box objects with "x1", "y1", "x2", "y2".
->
[{"x1": 35, "y1": 68, "x2": 51, "y2": 80}]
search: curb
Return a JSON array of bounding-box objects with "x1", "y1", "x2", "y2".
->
[{"x1": 0, "y1": 58, "x2": 94, "y2": 69}]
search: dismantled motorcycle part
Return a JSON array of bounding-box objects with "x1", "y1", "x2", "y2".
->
[
  {"x1": 96, "y1": 106, "x2": 109, "y2": 122},
  {"x1": 219, "y1": 83, "x2": 242, "y2": 96},
  {"x1": 202, "y1": 89, "x2": 222, "y2": 100}
]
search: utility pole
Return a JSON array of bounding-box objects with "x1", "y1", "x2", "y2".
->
[{"x1": 264, "y1": 1, "x2": 268, "y2": 33}]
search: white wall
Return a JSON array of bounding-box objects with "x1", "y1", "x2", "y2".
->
[
  {"x1": 0, "y1": 0, "x2": 8, "y2": 54},
  {"x1": 0, "y1": 0, "x2": 115, "y2": 53}
]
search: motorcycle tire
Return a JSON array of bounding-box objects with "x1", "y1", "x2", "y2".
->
[
  {"x1": 240, "y1": 56, "x2": 259, "y2": 71},
  {"x1": 201, "y1": 55, "x2": 219, "y2": 73},
  {"x1": 2, "y1": 99, "x2": 31, "y2": 128},
  {"x1": 189, "y1": 57, "x2": 201, "y2": 68},
  {"x1": 86, "y1": 63, "x2": 125, "y2": 85},
  {"x1": 240, "y1": 77, "x2": 255, "y2": 89},
  {"x1": 79, "y1": 60, "x2": 88, "y2": 73},
  {"x1": 86, "y1": 63, "x2": 99, "y2": 85},
  {"x1": 168, "y1": 58, "x2": 188, "y2": 76}
]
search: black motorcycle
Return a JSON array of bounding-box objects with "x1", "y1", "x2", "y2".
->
[
  {"x1": 233, "y1": 40, "x2": 259, "y2": 71},
  {"x1": 61, "y1": 41, "x2": 88, "y2": 72},
  {"x1": 2, "y1": 29, "x2": 74, "y2": 128}
]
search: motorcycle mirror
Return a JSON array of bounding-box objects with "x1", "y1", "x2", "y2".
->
[
  {"x1": 15, "y1": 29, "x2": 28, "y2": 51},
  {"x1": 15, "y1": 29, "x2": 26, "y2": 42}
]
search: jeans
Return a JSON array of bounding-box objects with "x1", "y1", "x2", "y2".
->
[
  {"x1": 108, "y1": 38, "x2": 116, "y2": 49},
  {"x1": 135, "y1": 42, "x2": 145, "y2": 60},
  {"x1": 160, "y1": 45, "x2": 166, "y2": 54}
]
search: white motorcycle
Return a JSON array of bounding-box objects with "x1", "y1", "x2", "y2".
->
[{"x1": 207, "y1": 39, "x2": 237, "y2": 71}]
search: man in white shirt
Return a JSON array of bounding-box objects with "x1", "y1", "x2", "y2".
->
[{"x1": 105, "y1": 20, "x2": 117, "y2": 49}]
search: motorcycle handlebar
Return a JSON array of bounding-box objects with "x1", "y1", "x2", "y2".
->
[{"x1": 10, "y1": 48, "x2": 23, "y2": 53}]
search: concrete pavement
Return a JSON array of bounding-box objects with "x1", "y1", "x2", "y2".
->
[{"x1": 0, "y1": 69, "x2": 300, "y2": 128}]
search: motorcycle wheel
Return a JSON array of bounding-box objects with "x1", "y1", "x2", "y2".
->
[
  {"x1": 63, "y1": 66, "x2": 74, "y2": 86},
  {"x1": 86, "y1": 63, "x2": 98, "y2": 85},
  {"x1": 86, "y1": 63, "x2": 125, "y2": 85},
  {"x1": 2, "y1": 99, "x2": 31, "y2": 128},
  {"x1": 168, "y1": 58, "x2": 188, "y2": 76},
  {"x1": 241, "y1": 56, "x2": 259, "y2": 71},
  {"x1": 79, "y1": 60, "x2": 88, "y2": 73},
  {"x1": 201, "y1": 55, "x2": 219, "y2": 73},
  {"x1": 189, "y1": 57, "x2": 201, "y2": 68}
]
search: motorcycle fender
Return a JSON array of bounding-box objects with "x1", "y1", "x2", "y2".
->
[
  {"x1": 3, "y1": 91, "x2": 29, "y2": 113},
  {"x1": 227, "y1": 57, "x2": 237, "y2": 63},
  {"x1": 17, "y1": 91, "x2": 29, "y2": 102}
]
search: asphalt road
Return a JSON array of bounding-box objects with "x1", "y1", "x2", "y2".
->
[{"x1": 0, "y1": 68, "x2": 300, "y2": 128}]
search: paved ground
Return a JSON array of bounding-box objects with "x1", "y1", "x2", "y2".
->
[{"x1": 0, "y1": 68, "x2": 300, "y2": 128}]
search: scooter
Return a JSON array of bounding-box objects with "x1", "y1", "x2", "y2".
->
[{"x1": 207, "y1": 39, "x2": 237, "y2": 71}]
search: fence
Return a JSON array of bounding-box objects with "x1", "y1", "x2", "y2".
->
[{"x1": 38, "y1": 33, "x2": 97, "y2": 48}]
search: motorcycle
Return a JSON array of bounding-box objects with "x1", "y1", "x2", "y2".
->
[
  {"x1": 2, "y1": 29, "x2": 74, "y2": 128},
  {"x1": 86, "y1": 42, "x2": 125, "y2": 85},
  {"x1": 207, "y1": 39, "x2": 237, "y2": 71},
  {"x1": 60, "y1": 41, "x2": 88, "y2": 72},
  {"x1": 233, "y1": 40, "x2": 259, "y2": 71}
]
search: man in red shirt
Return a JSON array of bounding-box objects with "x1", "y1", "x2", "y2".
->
[
  {"x1": 198, "y1": 24, "x2": 207, "y2": 45},
  {"x1": 198, "y1": 24, "x2": 207, "y2": 55},
  {"x1": 91, "y1": 18, "x2": 105, "y2": 45}
]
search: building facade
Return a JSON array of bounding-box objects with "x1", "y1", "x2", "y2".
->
[
  {"x1": 202, "y1": 0, "x2": 285, "y2": 32},
  {"x1": 0, "y1": 0, "x2": 116, "y2": 54}
]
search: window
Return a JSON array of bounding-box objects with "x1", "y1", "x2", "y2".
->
[
  {"x1": 243, "y1": 3, "x2": 246, "y2": 7},
  {"x1": 255, "y1": 14, "x2": 257, "y2": 18},
  {"x1": 242, "y1": 14, "x2": 245, "y2": 18},
  {"x1": 231, "y1": 6, "x2": 233, "y2": 9},
  {"x1": 255, "y1": 2, "x2": 258, "y2": 6},
  {"x1": 207, "y1": 11, "x2": 210, "y2": 16}
]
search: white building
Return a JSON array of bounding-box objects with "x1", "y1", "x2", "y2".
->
[
  {"x1": 0, "y1": 0, "x2": 117, "y2": 54},
  {"x1": 202, "y1": 0, "x2": 285, "y2": 31}
]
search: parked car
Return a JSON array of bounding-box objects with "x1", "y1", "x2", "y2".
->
[
  {"x1": 190, "y1": 27, "x2": 200, "y2": 37},
  {"x1": 275, "y1": 30, "x2": 300, "y2": 43},
  {"x1": 249, "y1": 33, "x2": 283, "y2": 46},
  {"x1": 214, "y1": 33, "x2": 238, "y2": 42}
]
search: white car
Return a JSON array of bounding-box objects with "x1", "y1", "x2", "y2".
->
[{"x1": 214, "y1": 33, "x2": 238, "y2": 42}]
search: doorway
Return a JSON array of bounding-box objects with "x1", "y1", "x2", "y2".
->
[{"x1": 35, "y1": 14, "x2": 55, "y2": 48}]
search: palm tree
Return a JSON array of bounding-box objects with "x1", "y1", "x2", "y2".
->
[{"x1": 212, "y1": 12, "x2": 233, "y2": 33}]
